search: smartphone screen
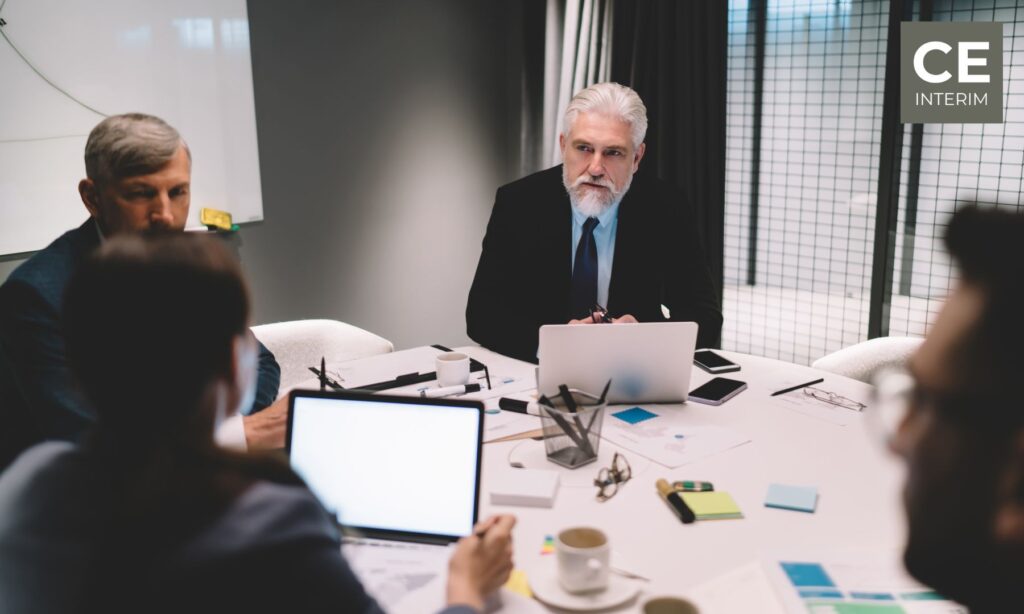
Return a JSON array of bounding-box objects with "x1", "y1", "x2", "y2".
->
[
  {"x1": 689, "y1": 377, "x2": 746, "y2": 403},
  {"x1": 694, "y1": 350, "x2": 736, "y2": 369}
]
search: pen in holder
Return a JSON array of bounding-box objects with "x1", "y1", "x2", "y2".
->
[{"x1": 538, "y1": 380, "x2": 610, "y2": 469}]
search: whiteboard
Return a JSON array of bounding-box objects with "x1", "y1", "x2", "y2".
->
[{"x1": 0, "y1": 0, "x2": 263, "y2": 255}]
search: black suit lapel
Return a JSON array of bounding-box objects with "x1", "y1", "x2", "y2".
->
[
  {"x1": 607, "y1": 183, "x2": 642, "y2": 316},
  {"x1": 533, "y1": 168, "x2": 573, "y2": 323},
  {"x1": 548, "y1": 183, "x2": 573, "y2": 320}
]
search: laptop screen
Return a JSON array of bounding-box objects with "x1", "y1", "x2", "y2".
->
[{"x1": 287, "y1": 391, "x2": 483, "y2": 542}]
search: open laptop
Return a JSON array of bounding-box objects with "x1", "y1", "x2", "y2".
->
[
  {"x1": 538, "y1": 321, "x2": 699, "y2": 403},
  {"x1": 286, "y1": 389, "x2": 484, "y2": 546}
]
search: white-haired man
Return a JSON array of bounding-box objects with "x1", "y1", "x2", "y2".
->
[{"x1": 467, "y1": 82, "x2": 722, "y2": 362}]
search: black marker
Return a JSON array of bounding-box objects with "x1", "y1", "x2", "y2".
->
[
  {"x1": 499, "y1": 397, "x2": 530, "y2": 414},
  {"x1": 657, "y1": 479, "x2": 696, "y2": 524}
]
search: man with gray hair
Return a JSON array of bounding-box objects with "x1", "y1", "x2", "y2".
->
[
  {"x1": 467, "y1": 82, "x2": 722, "y2": 362},
  {"x1": 0, "y1": 113, "x2": 283, "y2": 467}
]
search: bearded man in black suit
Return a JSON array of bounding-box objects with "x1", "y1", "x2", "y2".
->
[{"x1": 467, "y1": 82, "x2": 722, "y2": 362}]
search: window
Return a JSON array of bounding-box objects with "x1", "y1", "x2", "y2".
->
[{"x1": 724, "y1": 0, "x2": 1024, "y2": 365}]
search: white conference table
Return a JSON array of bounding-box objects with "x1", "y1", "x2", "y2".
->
[{"x1": 457, "y1": 346, "x2": 907, "y2": 612}]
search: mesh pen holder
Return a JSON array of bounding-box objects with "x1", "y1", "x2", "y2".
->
[{"x1": 539, "y1": 388, "x2": 605, "y2": 469}]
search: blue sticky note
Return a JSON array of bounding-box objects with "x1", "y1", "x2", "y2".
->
[
  {"x1": 765, "y1": 484, "x2": 818, "y2": 513},
  {"x1": 611, "y1": 407, "x2": 658, "y2": 424},
  {"x1": 780, "y1": 562, "x2": 835, "y2": 587}
]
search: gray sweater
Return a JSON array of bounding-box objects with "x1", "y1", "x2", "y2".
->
[{"x1": 0, "y1": 442, "x2": 475, "y2": 614}]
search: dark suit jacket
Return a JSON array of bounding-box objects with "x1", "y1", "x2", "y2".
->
[
  {"x1": 0, "y1": 442, "x2": 476, "y2": 614},
  {"x1": 0, "y1": 220, "x2": 281, "y2": 453},
  {"x1": 466, "y1": 165, "x2": 722, "y2": 362}
]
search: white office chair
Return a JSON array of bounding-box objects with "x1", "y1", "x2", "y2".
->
[
  {"x1": 251, "y1": 319, "x2": 394, "y2": 393},
  {"x1": 812, "y1": 336, "x2": 923, "y2": 384}
]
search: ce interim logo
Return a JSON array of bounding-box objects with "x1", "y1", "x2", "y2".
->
[{"x1": 901, "y1": 22, "x2": 1003, "y2": 123}]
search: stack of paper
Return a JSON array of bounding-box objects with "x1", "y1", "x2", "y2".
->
[
  {"x1": 490, "y1": 469, "x2": 560, "y2": 508},
  {"x1": 681, "y1": 491, "x2": 744, "y2": 520}
]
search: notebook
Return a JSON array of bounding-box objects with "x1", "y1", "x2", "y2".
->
[
  {"x1": 681, "y1": 491, "x2": 744, "y2": 520},
  {"x1": 287, "y1": 389, "x2": 484, "y2": 544}
]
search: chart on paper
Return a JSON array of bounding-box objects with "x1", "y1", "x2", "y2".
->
[{"x1": 765, "y1": 552, "x2": 967, "y2": 614}]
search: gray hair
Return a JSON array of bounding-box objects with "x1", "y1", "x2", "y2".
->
[
  {"x1": 84, "y1": 113, "x2": 190, "y2": 185},
  {"x1": 563, "y1": 82, "x2": 648, "y2": 150}
]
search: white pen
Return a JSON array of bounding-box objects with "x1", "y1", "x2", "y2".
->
[{"x1": 421, "y1": 383, "x2": 481, "y2": 398}]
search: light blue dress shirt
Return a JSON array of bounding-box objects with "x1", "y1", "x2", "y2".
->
[{"x1": 570, "y1": 201, "x2": 620, "y2": 309}]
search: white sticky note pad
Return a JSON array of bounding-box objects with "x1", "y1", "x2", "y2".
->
[
  {"x1": 764, "y1": 483, "x2": 818, "y2": 513},
  {"x1": 490, "y1": 470, "x2": 560, "y2": 508}
]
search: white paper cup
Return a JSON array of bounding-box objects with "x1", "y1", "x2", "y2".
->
[
  {"x1": 556, "y1": 527, "x2": 610, "y2": 594},
  {"x1": 436, "y1": 352, "x2": 470, "y2": 387}
]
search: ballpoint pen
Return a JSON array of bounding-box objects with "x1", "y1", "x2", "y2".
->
[
  {"x1": 308, "y1": 360, "x2": 344, "y2": 390},
  {"x1": 591, "y1": 303, "x2": 613, "y2": 323},
  {"x1": 771, "y1": 378, "x2": 824, "y2": 396}
]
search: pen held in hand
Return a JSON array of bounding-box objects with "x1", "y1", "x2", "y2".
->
[
  {"x1": 770, "y1": 378, "x2": 824, "y2": 397},
  {"x1": 473, "y1": 516, "x2": 499, "y2": 538}
]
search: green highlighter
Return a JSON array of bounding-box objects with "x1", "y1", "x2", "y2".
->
[{"x1": 672, "y1": 480, "x2": 714, "y2": 492}]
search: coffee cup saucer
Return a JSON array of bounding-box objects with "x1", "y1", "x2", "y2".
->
[{"x1": 529, "y1": 562, "x2": 642, "y2": 611}]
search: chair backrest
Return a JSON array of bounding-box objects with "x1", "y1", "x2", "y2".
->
[
  {"x1": 812, "y1": 336, "x2": 923, "y2": 383},
  {"x1": 251, "y1": 319, "x2": 393, "y2": 392}
]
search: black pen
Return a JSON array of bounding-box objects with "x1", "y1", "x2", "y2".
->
[
  {"x1": 320, "y1": 357, "x2": 326, "y2": 391},
  {"x1": 591, "y1": 303, "x2": 613, "y2": 323},
  {"x1": 474, "y1": 515, "x2": 501, "y2": 538},
  {"x1": 771, "y1": 378, "x2": 824, "y2": 397},
  {"x1": 308, "y1": 364, "x2": 344, "y2": 390}
]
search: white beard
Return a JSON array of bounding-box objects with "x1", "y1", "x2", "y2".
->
[{"x1": 563, "y1": 169, "x2": 633, "y2": 218}]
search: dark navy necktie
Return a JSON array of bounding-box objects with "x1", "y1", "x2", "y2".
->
[{"x1": 570, "y1": 217, "x2": 600, "y2": 319}]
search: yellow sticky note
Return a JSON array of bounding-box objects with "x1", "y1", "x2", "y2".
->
[
  {"x1": 200, "y1": 207, "x2": 233, "y2": 231},
  {"x1": 504, "y1": 569, "x2": 532, "y2": 598},
  {"x1": 680, "y1": 491, "x2": 743, "y2": 520}
]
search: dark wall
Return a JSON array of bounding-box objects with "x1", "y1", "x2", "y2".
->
[{"x1": 239, "y1": 0, "x2": 522, "y2": 348}]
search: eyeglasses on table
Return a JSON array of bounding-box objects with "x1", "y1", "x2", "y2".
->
[{"x1": 594, "y1": 452, "x2": 632, "y2": 502}]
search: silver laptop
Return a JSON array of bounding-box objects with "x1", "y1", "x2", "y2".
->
[
  {"x1": 538, "y1": 321, "x2": 699, "y2": 403},
  {"x1": 287, "y1": 390, "x2": 484, "y2": 545}
]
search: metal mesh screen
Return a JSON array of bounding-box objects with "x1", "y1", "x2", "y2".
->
[
  {"x1": 888, "y1": 1, "x2": 1024, "y2": 337},
  {"x1": 724, "y1": 0, "x2": 891, "y2": 365}
]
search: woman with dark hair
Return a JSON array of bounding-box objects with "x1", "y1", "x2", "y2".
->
[{"x1": 0, "y1": 234, "x2": 514, "y2": 614}]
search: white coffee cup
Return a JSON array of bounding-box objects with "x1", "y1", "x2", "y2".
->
[
  {"x1": 435, "y1": 352, "x2": 471, "y2": 387},
  {"x1": 556, "y1": 527, "x2": 610, "y2": 594},
  {"x1": 643, "y1": 596, "x2": 701, "y2": 614}
]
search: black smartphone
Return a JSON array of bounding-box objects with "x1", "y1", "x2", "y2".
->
[
  {"x1": 689, "y1": 377, "x2": 747, "y2": 406},
  {"x1": 694, "y1": 350, "x2": 741, "y2": 374}
]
